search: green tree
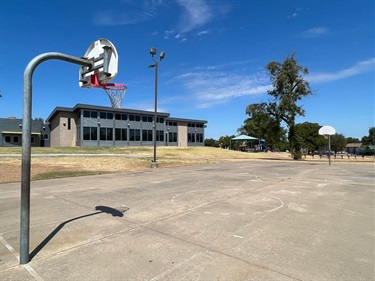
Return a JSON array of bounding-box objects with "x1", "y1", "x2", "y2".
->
[
  {"x1": 361, "y1": 127, "x2": 375, "y2": 145},
  {"x1": 238, "y1": 103, "x2": 287, "y2": 150},
  {"x1": 330, "y1": 134, "x2": 347, "y2": 153},
  {"x1": 204, "y1": 138, "x2": 219, "y2": 147},
  {"x1": 218, "y1": 135, "x2": 236, "y2": 149},
  {"x1": 265, "y1": 53, "x2": 312, "y2": 159},
  {"x1": 295, "y1": 122, "x2": 325, "y2": 153},
  {"x1": 346, "y1": 137, "x2": 361, "y2": 143}
]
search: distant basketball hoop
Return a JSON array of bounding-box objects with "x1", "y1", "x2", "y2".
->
[{"x1": 319, "y1": 125, "x2": 336, "y2": 166}]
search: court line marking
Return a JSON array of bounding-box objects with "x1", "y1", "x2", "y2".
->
[
  {"x1": 149, "y1": 252, "x2": 202, "y2": 281},
  {"x1": 0, "y1": 235, "x2": 44, "y2": 281}
]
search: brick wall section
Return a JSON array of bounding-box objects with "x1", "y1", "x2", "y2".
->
[
  {"x1": 178, "y1": 122, "x2": 187, "y2": 147},
  {"x1": 50, "y1": 112, "x2": 76, "y2": 147}
]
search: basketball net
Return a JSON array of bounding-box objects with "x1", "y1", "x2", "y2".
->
[{"x1": 91, "y1": 74, "x2": 127, "y2": 109}]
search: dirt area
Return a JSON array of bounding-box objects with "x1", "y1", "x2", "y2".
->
[{"x1": 0, "y1": 150, "x2": 373, "y2": 184}]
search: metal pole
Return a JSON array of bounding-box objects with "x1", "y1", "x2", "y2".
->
[
  {"x1": 328, "y1": 135, "x2": 331, "y2": 166},
  {"x1": 20, "y1": 52, "x2": 92, "y2": 264},
  {"x1": 153, "y1": 62, "x2": 158, "y2": 165}
]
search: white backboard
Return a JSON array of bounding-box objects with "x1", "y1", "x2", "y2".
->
[
  {"x1": 319, "y1": 125, "x2": 336, "y2": 136},
  {"x1": 79, "y1": 38, "x2": 119, "y2": 87}
]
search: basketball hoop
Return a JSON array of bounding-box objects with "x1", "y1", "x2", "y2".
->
[{"x1": 91, "y1": 73, "x2": 127, "y2": 109}]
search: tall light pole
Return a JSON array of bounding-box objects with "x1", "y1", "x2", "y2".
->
[{"x1": 148, "y1": 48, "x2": 165, "y2": 168}]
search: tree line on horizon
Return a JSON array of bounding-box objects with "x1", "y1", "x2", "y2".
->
[{"x1": 205, "y1": 53, "x2": 374, "y2": 158}]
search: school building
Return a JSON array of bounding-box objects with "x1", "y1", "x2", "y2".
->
[{"x1": 1, "y1": 104, "x2": 207, "y2": 148}]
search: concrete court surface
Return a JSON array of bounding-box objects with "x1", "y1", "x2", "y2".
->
[{"x1": 0, "y1": 160, "x2": 374, "y2": 281}]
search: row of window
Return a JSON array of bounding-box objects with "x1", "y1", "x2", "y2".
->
[
  {"x1": 82, "y1": 110, "x2": 164, "y2": 123},
  {"x1": 188, "y1": 123, "x2": 204, "y2": 128},
  {"x1": 3, "y1": 134, "x2": 49, "y2": 143},
  {"x1": 83, "y1": 127, "x2": 169, "y2": 142},
  {"x1": 188, "y1": 133, "x2": 204, "y2": 143},
  {"x1": 4, "y1": 135, "x2": 36, "y2": 143}
]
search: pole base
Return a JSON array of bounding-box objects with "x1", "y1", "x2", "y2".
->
[{"x1": 151, "y1": 161, "x2": 159, "y2": 168}]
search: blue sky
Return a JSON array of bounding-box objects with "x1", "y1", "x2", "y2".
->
[{"x1": 0, "y1": 0, "x2": 374, "y2": 140}]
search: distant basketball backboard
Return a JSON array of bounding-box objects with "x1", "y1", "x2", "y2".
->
[
  {"x1": 319, "y1": 125, "x2": 336, "y2": 136},
  {"x1": 79, "y1": 38, "x2": 119, "y2": 88}
]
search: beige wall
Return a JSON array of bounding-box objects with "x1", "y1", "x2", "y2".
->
[
  {"x1": 50, "y1": 112, "x2": 76, "y2": 147},
  {"x1": 177, "y1": 122, "x2": 187, "y2": 147}
]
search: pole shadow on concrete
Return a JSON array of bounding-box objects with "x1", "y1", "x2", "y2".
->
[{"x1": 29, "y1": 205, "x2": 128, "y2": 260}]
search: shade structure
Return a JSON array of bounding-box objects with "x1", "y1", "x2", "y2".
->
[
  {"x1": 231, "y1": 134, "x2": 258, "y2": 141},
  {"x1": 230, "y1": 134, "x2": 258, "y2": 150}
]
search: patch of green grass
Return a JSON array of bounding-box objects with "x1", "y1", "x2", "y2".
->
[{"x1": 32, "y1": 170, "x2": 111, "y2": 181}]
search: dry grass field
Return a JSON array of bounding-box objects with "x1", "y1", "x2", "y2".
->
[{"x1": 0, "y1": 146, "x2": 373, "y2": 183}]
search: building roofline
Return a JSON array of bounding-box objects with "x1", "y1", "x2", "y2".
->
[
  {"x1": 45, "y1": 107, "x2": 74, "y2": 123},
  {"x1": 45, "y1": 104, "x2": 208, "y2": 124},
  {"x1": 73, "y1": 104, "x2": 170, "y2": 117},
  {"x1": 167, "y1": 117, "x2": 208, "y2": 124}
]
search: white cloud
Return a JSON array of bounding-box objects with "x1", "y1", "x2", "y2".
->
[
  {"x1": 164, "y1": 29, "x2": 175, "y2": 39},
  {"x1": 175, "y1": 0, "x2": 230, "y2": 33},
  {"x1": 309, "y1": 58, "x2": 375, "y2": 84},
  {"x1": 301, "y1": 27, "x2": 328, "y2": 38},
  {"x1": 287, "y1": 8, "x2": 302, "y2": 19},
  {"x1": 93, "y1": 0, "x2": 166, "y2": 26},
  {"x1": 175, "y1": 69, "x2": 271, "y2": 108},
  {"x1": 175, "y1": 0, "x2": 213, "y2": 33},
  {"x1": 93, "y1": 0, "x2": 230, "y2": 36},
  {"x1": 197, "y1": 30, "x2": 210, "y2": 36}
]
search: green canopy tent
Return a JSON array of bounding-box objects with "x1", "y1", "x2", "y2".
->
[{"x1": 230, "y1": 134, "x2": 258, "y2": 150}]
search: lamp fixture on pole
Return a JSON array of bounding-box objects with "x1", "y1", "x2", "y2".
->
[{"x1": 149, "y1": 47, "x2": 165, "y2": 168}]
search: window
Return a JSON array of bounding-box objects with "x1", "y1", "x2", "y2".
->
[
  {"x1": 43, "y1": 134, "x2": 49, "y2": 140},
  {"x1": 141, "y1": 116, "x2": 152, "y2": 122},
  {"x1": 188, "y1": 123, "x2": 195, "y2": 127},
  {"x1": 83, "y1": 127, "x2": 97, "y2": 140},
  {"x1": 115, "y1": 113, "x2": 127, "y2": 120},
  {"x1": 31, "y1": 136, "x2": 35, "y2": 143},
  {"x1": 83, "y1": 110, "x2": 97, "y2": 118},
  {"x1": 142, "y1": 130, "x2": 153, "y2": 141},
  {"x1": 135, "y1": 115, "x2": 141, "y2": 122},
  {"x1": 99, "y1": 112, "x2": 113, "y2": 119},
  {"x1": 129, "y1": 129, "x2": 140, "y2": 141},
  {"x1": 5, "y1": 136, "x2": 11, "y2": 143},
  {"x1": 168, "y1": 121, "x2": 177, "y2": 126},
  {"x1": 169, "y1": 132, "x2": 177, "y2": 142},
  {"x1": 188, "y1": 133, "x2": 196, "y2": 142},
  {"x1": 129, "y1": 115, "x2": 135, "y2": 121},
  {"x1": 157, "y1": 130, "x2": 164, "y2": 141},
  {"x1": 100, "y1": 128, "x2": 113, "y2": 141},
  {"x1": 157, "y1": 117, "x2": 164, "y2": 123},
  {"x1": 196, "y1": 133, "x2": 204, "y2": 143},
  {"x1": 67, "y1": 118, "x2": 71, "y2": 130},
  {"x1": 13, "y1": 136, "x2": 19, "y2": 143},
  {"x1": 115, "y1": 128, "x2": 127, "y2": 141}
]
